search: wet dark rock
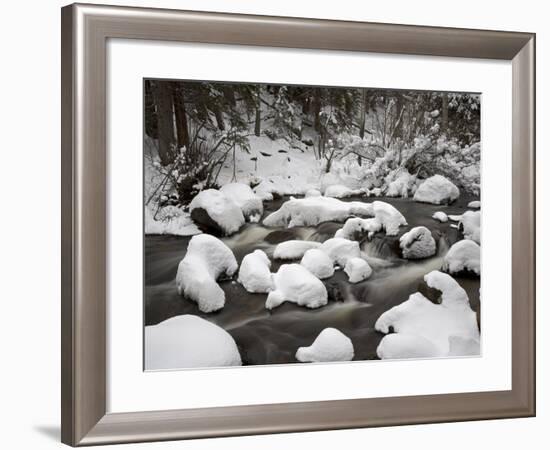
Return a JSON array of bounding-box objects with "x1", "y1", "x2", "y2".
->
[
  {"x1": 417, "y1": 280, "x2": 443, "y2": 304},
  {"x1": 309, "y1": 221, "x2": 342, "y2": 242},
  {"x1": 264, "y1": 229, "x2": 300, "y2": 244},
  {"x1": 326, "y1": 281, "x2": 345, "y2": 303},
  {"x1": 190, "y1": 207, "x2": 225, "y2": 236}
]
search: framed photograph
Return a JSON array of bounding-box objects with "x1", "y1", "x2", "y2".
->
[{"x1": 61, "y1": 3, "x2": 535, "y2": 446}]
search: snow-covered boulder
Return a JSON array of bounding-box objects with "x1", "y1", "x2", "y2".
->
[
  {"x1": 324, "y1": 184, "x2": 361, "y2": 199},
  {"x1": 300, "y1": 249, "x2": 334, "y2": 279},
  {"x1": 443, "y1": 239, "x2": 480, "y2": 276},
  {"x1": 334, "y1": 217, "x2": 382, "y2": 240},
  {"x1": 273, "y1": 240, "x2": 321, "y2": 260},
  {"x1": 189, "y1": 189, "x2": 245, "y2": 236},
  {"x1": 219, "y1": 183, "x2": 263, "y2": 222},
  {"x1": 432, "y1": 211, "x2": 448, "y2": 223},
  {"x1": 344, "y1": 257, "x2": 372, "y2": 283},
  {"x1": 295, "y1": 328, "x2": 354, "y2": 362},
  {"x1": 305, "y1": 188, "x2": 322, "y2": 198},
  {"x1": 266, "y1": 264, "x2": 328, "y2": 310},
  {"x1": 413, "y1": 175, "x2": 460, "y2": 205},
  {"x1": 372, "y1": 201, "x2": 407, "y2": 236},
  {"x1": 320, "y1": 238, "x2": 361, "y2": 267},
  {"x1": 263, "y1": 196, "x2": 373, "y2": 228},
  {"x1": 175, "y1": 234, "x2": 238, "y2": 313},
  {"x1": 145, "y1": 315, "x2": 242, "y2": 370},
  {"x1": 386, "y1": 169, "x2": 415, "y2": 198},
  {"x1": 459, "y1": 210, "x2": 481, "y2": 244},
  {"x1": 467, "y1": 200, "x2": 481, "y2": 209},
  {"x1": 253, "y1": 180, "x2": 275, "y2": 201},
  {"x1": 375, "y1": 271, "x2": 480, "y2": 359},
  {"x1": 238, "y1": 250, "x2": 273, "y2": 293},
  {"x1": 399, "y1": 226, "x2": 436, "y2": 259}
]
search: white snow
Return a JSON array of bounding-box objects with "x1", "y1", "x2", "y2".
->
[
  {"x1": 372, "y1": 201, "x2": 408, "y2": 236},
  {"x1": 145, "y1": 315, "x2": 242, "y2": 370},
  {"x1": 237, "y1": 249, "x2": 273, "y2": 293},
  {"x1": 432, "y1": 211, "x2": 449, "y2": 223},
  {"x1": 305, "y1": 188, "x2": 322, "y2": 197},
  {"x1": 145, "y1": 206, "x2": 201, "y2": 236},
  {"x1": 300, "y1": 249, "x2": 335, "y2": 279},
  {"x1": 189, "y1": 189, "x2": 245, "y2": 236},
  {"x1": 413, "y1": 175, "x2": 460, "y2": 205},
  {"x1": 175, "y1": 234, "x2": 238, "y2": 313},
  {"x1": 399, "y1": 226, "x2": 436, "y2": 259},
  {"x1": 273, "y1": 240, "x2": 321, "y2": 260},
  {"x1": 344, "y1": 257, "x2": 372, "y2": 283},
  {"x1": 460, "y1": 210, "x2": 481, "y2": 244},
  {"x1": 324, "y1": 184, "x2": 361, "y2": 199},
  {"x1": 219, "y1": 182, "x2": 263, "y2": 222},
  {"x1": 467, "y1": 200, "x2": 481, "y2": 209},
  {"x1": 295, "y1": 328, "x2": 355, "y2": 362},
  {"x1": 334, "y1": 217, "x2": 382, "y2": 240},
  {"x1": 266, "y1": 264, "x2": 328, "y2": 310},
  {"x1": 253, "y1": 181, "x2": 275, "y2": 201},
  {"x1": 386, "y1": 169, "x2": 416, "y2": 198},
  {"x1": 263, "y1": 196, "x2": 373, "y2": 228},
  {"x1": 375, "y1": 270, "x2": 480, "y2": 358},
  {"x1": 320, "y1": 238, "x2": 361, "y2": 267},
  {"x1": 443, "y1": 239, "x2": 481, "y2": 276}
]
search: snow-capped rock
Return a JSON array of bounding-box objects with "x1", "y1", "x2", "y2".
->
[
  {"x1": 334, "y1": 217, "x2": 382, "y2": 240},
  {"x1": 344, "y1": 257, "x2": 372, "y2": 283},
  {"x1": 467, "y1": 200, "x2": 481, "y2": 209},
  {"x1": 432, "y1": 211, "x2": 449, "y2": 223},
  {"x1": 219, "y1": 182, "x2": 264, "y2": 222},
  {"x1": 145, "y1": 315, "x2": 242, "y2": 370},
  {"x1": 238, "y1": 249, "x2": 273, "y2": 293},
  {"x1": 443, "y1": 239, "x2": 480, "y2": 276},
  {"x1": 386, "y1": 169, "x2": 416, "y2": 198},
  {"x1": 324, "y1": 184, "x2": 360, "y2": 199},
  {"x1": 263, "y1": 196, "x2": 373, "y2": 228},
  {"x1": 300, "y1": 249, "x2": 335, "y2": 279},
  {"x1": 320, "y1": 238, "x2": 361, "y2": 267},
  {"x1": 460, "y1": 210, "x2": 481, "y2": 244},
  {"x1": 399, "y1": 226, "x2": 436, "y2": 259},
  {"x1": 175, "y1": 234, "x2": 238, "y2": 313},
  {"x1": 189, "y1": 189, "x2": 245, "y2": 236},
  {"x1": 372, "y1": 201, "x2": 407, "y2": 236},
  {"x1": 375, "y1": 271, "x2": 480, "y2": 359},
  {"x1": 266, "y1": 264, "x2": 328, "y2": 310},
  {"x1": 273, "y1": 240, "x2": 321, "y2": 260},
  {"x1": 413, "y1": 175, "x2": 460, "y2": 205},
  {"x1": 295, "y1": 328, "x2": 354, "y2": 362},
  {"x1": 305, "y1": 188, "x2": 322, "y2": 197},
  {"x1": 253, "y1": 180, "x2": 275, "y2": 201}
]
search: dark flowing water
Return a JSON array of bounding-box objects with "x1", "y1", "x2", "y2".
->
[{"x1": 145, "y1": 195, "x2": 480, "y2": 365}]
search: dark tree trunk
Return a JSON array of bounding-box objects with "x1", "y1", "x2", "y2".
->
[
  {"x1": 313, "y1": 88, "x2": 322, "y2": 132},
  {"x1": 214, "y1": 106, "x2": 225, "y2": 131},
  {"x1": 224, "y1": 86, "x2": 236, "y2": 107},
  {"x1": 172, "y1": 84, "x2": 189, "y2": 150},
  {"x1": 152, "y1": 81, "x2": 176, "y2": 165},
  {"x1": 254, "y1": 90, "x2": 261, "y2": 137},
  {"x1": 359, "y1": 89, "x2": 368, "y2": 139},
  {"x1": 441, "y1": 92, "x2": 449, "y2": 135},
  {"x1": 144, "y1": 80, "x2": 158, "y2": 139}
]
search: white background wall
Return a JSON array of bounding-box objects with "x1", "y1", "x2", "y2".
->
[{"x1": 0, "y1": 0, "x2": 546, "y2": 448}]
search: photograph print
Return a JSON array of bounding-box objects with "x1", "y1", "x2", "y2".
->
[{"x1": 144, "y1": 79, "x2": 481, "y2": 371}]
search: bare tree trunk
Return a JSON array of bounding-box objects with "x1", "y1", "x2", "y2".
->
[
  {"x1": 214, "y1": 106, "x2": 225, "y2": 131},
  {"x1": 359, "y1": 88, "x2": 368, "y2": 139},
  {"x1": 172, "y1": 84, "x2": 189, "y2": 150},
  {"x1": 152, "y1": 81, "x2": 176, "y2": 165},
  {"x1": 254, "y1": 89, "x2": 261, "y2": 137},
  {"x1": 313, "y1": 88, "x2": 322, "y2": 132},
  {"x1": 441, "y1": 92, "x2": 449, "y2": 135}
]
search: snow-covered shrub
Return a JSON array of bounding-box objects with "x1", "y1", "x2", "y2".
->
[
  {"x1": 219, "y1": 183, "x2": 263, "y2": 222},
  {"x1": 443, "y1": 239, "x2": 480, "y2": 276},
  {"x1": 324, "y1": 184, "x2": 362, "y2": 199},
  {"x1": 300, "y1": 249, "x2": 335, "y2": 279},
  {"x1": 145, "y1": 206, "x2": 200, "y2": 236},
  {"x1": 375, "y1": 270, "x2": 480, "y2": 359},
  {"x1": 320, "y1": 238, "x2": 361, "y2": 267},
  {"x1": 266, "y1": 264, "x2": 328, "y2": 310},
  {"x1": 459, "y1": 210, "x2": 481, "y2": 244},
  {"x1": 189, "y1": 189, "x2": 245, "y2": 236},
  {"x1": 344, "y1": 257, "x2": 372, "y2": 283},
  {"x1": 238, "y1": 250, "x2": 273, "y2": 293},
  {"x1": 175, "y1": 234, "x2": 238, "y2": 313},
  {"x1": 432, "y1": 211, "x2": 448, "y2": 223},
  {"x1": 263, "y1": 196, "x2": 373, "y2": 228},
  {"x1": 295, "y1": 328, "x2": 354, "y2": 362},
  {"x1": 399, "y1": 226, "x2": 436, "y2": 259},
  {"x1": 145, "y1": 315, "x2": 242, "y2": 369},
  {"x1": 413, "y1": 175, "x2": 460, "y2": 205},
  {"x1": 335, "y1": 217, "x2": 382, "y2": 240},
  {"x1": 385, "y1": 168, "x2": 416, "y2": 198},
  {"x1": 372, "y1": 201, "x2": 407, "y2": 236},
  {"x1": 273, "y1": 240, "x2": 321, "y2": 260}
]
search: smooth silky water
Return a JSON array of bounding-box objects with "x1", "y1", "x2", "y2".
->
[{"x1": 145, "y1": 196, "x2": 480, "y2": 365}]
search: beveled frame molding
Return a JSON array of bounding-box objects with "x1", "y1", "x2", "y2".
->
[{"x1": 61, "y1": 3, "x2": 535, "y2": 446}]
